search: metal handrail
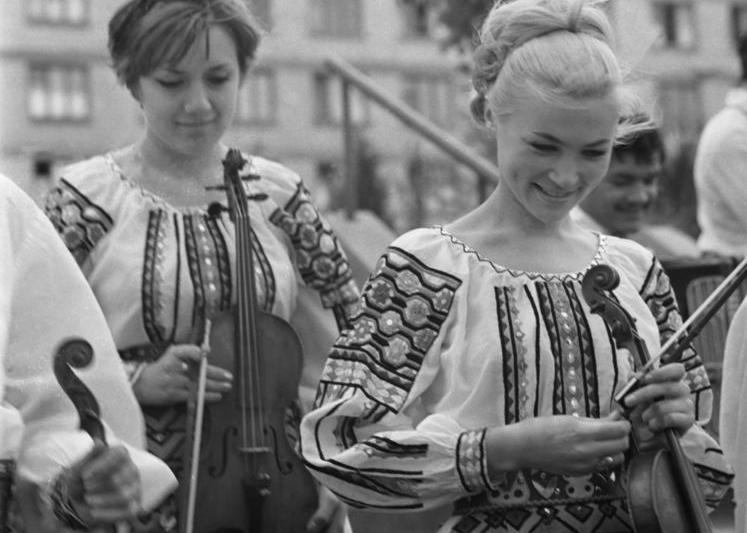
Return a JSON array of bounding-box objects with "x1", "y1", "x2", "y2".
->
[{"x1": 326, "y1": 56, "x2": 500, "y2": 217}]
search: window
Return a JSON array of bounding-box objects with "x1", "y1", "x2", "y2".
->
[
  {"x1": 313, "y1": 72, "x2": 368, "y2": 125},
  {"x1": 310, "y1": 0, "x2": 363, "y2": 38},
  {"x1": 732, "y1": 4, "x2": 747, "y2": 45},
  {"x1": 27, "y1": 0, "x2": 89, "y2": 25},
  {"x1": 658, "y1": 81, "x2": 702, "y2": 142},
  {"x1": 652, "y1": 2, "x2": 696, "y2": 49},
  {"x1": 249, "y1": 0, "x2": 272, "y2": 29},
  {"x1": 402, "y1": 74, "x2": 455, "y2": 126},
  {"x1": 27, "y1": 64, "x2": 91, "y2": 122},
  {"x1": 399, "y1": 0, "x2": 431, "y2": 39},
  {"x1": 236, "y1": 68, "x2": 276, "y2": 125}
]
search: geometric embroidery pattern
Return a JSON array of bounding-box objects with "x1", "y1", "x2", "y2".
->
[
  {"x1": 640, "y1": 258, "x2": 711, "y2": 422},
  {"x1": 456, "y1": 429, "x2": 490, "y2": 493},
  {"x1": 44, "y1": 178, "x2": 113, "y2": 266},
  {"x1": 270, "y1": 180, "x2": 360, "y2": 329},
  {"x1": 318, "y1": 246, "x2": 461, "y2": 413},
  {"x1": 535, "y1": 280, "x2": 599, "y2": 417},
  {"x1": 495, "y1": 286, "x2": 530, "y2": 424}
]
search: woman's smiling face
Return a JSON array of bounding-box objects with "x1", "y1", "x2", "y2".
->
[
  {"x1": 135, "y1": 24, "x2": 242, "y2": 159},
  {"x1": 493, "y1": 89, "x2": 619, "y2": 225}
]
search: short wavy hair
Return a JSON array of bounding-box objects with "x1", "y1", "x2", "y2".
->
[{"x1": 108, "y1": 0, "x2": 264, "y2": 94}]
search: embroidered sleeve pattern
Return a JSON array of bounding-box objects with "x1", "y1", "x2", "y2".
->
[
  {"x1": 639, "y1": 259, "x2": 711, "y2": 413},
  {"x1": 269, "y1": 181, "x2": 360, "y2": 331},
  {"x1": 301, "y1": 246, "x2": 467, "y2": 509},
  {"x1": 316, "y1": 246, "x2": 460, "y2": 413},
  {"x1": 44, "y1": 179, "x2": 113, "y2": 266},
  {"x1": 640, "y1": 259, "x2": 734, "y2": 505}
]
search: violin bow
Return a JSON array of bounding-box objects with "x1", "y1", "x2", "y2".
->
[
  {"x1": 615, "y1": 255, "x2": 747, "y2": 406},
  {"x1": 183, "y1": 318, "x2": 212, "y2": 533}
]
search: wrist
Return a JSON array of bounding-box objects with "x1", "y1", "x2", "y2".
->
[{"x1": 484, "y1": 421, "x2": 530, "y2": 478}]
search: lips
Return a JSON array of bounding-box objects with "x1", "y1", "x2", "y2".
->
[
  {"x1": 176, "y1": 118, "x2": 216, "y2": 127},
  {"x1": 534, "y1": 183, "x2": 579, "y2": 200}
]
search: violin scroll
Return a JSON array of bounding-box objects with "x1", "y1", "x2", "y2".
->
[
  {"x1": 53, "y1": 338, "x2": 106, "y2": 445},
  {"x1": 582, "y1": 264, "x2": 641, "y2": 358}
]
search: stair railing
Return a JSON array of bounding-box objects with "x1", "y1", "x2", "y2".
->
[{"x1": 326, "y1": 56, "x2": 500, "y2": 218}]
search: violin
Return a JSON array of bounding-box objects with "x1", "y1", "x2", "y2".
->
[
  {"x1": 180, "y1": 149, "x2": 317, "y2": 532},
  {"x1": 581, "y1": 264, "x2": 712, "y2": 533}
]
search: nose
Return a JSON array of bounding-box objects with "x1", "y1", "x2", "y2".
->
[
  {"x1": 183, "y1": 81, "x2": 211, "y2": 113},
  {"x1": 548, "y1": 158, "x2": 580, "y2": 189},
  {"x1": 627, "y1": 181, "x2": 657, "y2": 204}
]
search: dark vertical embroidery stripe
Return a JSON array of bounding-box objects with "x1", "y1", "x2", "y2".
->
[
  {"x1": 525, "y1": 287, "x2": 542, "y2": 417},
  {"x1": 170, "y1": 212, "x2": 182, "y2": 343},
  {"x1": 142, "y1": 209, "x2": 166, "y2": 344},
  {"x1": 183, "y1": 214, "x2": 206, "y2": 333},
  {"x1": 206, "y1": 215, "x2": 232, "y2": 311},
  {"x1": 495, "y1": 287, "x2": 519, "y2": 424},
  {"x1": 536, "y1": 282, "x2": 565, "y2": 414},
  {"x1": 566, "y1": 282, "x2": 600, "y2": 417},
  {"x1": 250, "y1": 227, "x2": 276, "y2": 311}
]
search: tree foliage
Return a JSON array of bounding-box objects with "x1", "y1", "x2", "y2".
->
[{"x1": 400, "y1": 0, "x2": 495, "y2": 50}]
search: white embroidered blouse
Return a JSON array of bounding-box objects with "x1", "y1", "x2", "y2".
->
[
  {"x1": 43, "y1": 152, "x2": 360, "y2": 477},
  {"x1": 301, "y1": 225, "x2": 733, "y2": 533}
]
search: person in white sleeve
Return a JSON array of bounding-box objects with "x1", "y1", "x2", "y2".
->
[{"x1": 0, "y1": 173, "x2": 177, "y2": 532}]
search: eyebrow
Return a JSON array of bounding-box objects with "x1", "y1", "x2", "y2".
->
[
  {"x1": 531, "y1": 132, "x2": 610, "y2": 147},
  {"x1": 161, "y1": 63, "x2": 233, "y2": 74}
]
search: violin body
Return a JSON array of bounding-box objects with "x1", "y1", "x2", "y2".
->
[
  {"x1": 183, "y1": 308, "x2": 318, "y2": 533},
  {"x1": 627, "y1": 448, "x2": 699, "y2": 533}
]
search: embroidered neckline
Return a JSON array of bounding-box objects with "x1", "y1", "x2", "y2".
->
[
  {"x1": 103, "y1": 151, "x2": 234, "y2": 216},
  {"x1": 436, "y1": 225, "x2": 607, "y2": 281}
]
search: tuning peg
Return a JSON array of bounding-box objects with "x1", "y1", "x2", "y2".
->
[
  {"x1": 247, "y1": 193, "x2": 268, "y2": 202},
  {"x1": 207, "y1": 202, "x2": 228, "y2": 218},
  {"x1": 205, "y1": 184, "x2": 226, "y2": 192},
  {"x1": 242, "y1": 173, "x2": 261, "y2": 181}
]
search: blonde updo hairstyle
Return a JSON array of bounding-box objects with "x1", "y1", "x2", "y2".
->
[{"x1": 471, "y1": 0, "x2": 648, "y2": 143}]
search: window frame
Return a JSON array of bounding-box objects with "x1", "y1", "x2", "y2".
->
[
  {"x1": 235, "y1": 66, "x2": 277, "y2": 126},
  {"x1": 26, "y1": 62, "x2": 93, "y2": 124},
  {"x1": 26, "y1": 0, "x2": 91, "y2": 27},
  {"x1": 651, "y1": 1, "x2": 698, "y2": 51},
  {"x1": 400, "y1": 71, "x2": 456, "y2": 127},
  {"x1": 309, "y1": 0, "x2": 364, "y2": 39},
  {"x1": 312, "y1": 70, "x2": 369, "y2": 126}
]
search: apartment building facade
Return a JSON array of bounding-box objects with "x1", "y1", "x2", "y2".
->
[
  {"x1": 1, "y1": 0, "x2": 746, "y2": 222},
  {"x1": 0, "y1": 0, "x2": 465, "y2": 226}
]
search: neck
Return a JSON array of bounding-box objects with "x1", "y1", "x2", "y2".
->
[
  {"x1": 136, "y1": 134, "x2": 226, "y2": 181},
  {"x1": 488, "y1": 183, "x2": 574, "y2": 238}
]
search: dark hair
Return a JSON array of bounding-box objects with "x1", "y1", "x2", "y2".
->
[
  {"x1": 612, "y1": 113, "x2": 665, "y2": 165},
  {"x1": 108, "y1": 0, "x2": 263, "y2": 93},
  {"x1": 738, "y1": 31, "x2": 747, "y2": 81}
]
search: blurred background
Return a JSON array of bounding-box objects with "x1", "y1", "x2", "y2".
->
[{"x1": 0, "y1": 0, "x2": 742, "y2": 238}]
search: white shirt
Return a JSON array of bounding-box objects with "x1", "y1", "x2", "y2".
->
[
  {"x1": 695, "y1": 87, "x2": 747, "y2": 257},
  {"x1": 0, "y1": 174, "x2": 176, "y2": 518}
]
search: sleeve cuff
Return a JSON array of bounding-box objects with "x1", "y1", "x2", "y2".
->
[
  {"x1": 456, "y1": 428, "x2": 504, "y2": 493},
  {"x1": 44, "y1": 469, "x2": 89, "y2": 531}
]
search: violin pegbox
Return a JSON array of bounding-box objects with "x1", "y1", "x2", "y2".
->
[{"x1": 221, "y1": 149, "x2": 268, "y2": 224}]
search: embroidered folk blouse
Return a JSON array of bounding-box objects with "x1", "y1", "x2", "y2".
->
[
  {"x1": 44, "y1": 152, "x2": 360, "y2": 475},
  {"x1": 301, "y1": 226, "x2": 734, "y2": 533}
]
